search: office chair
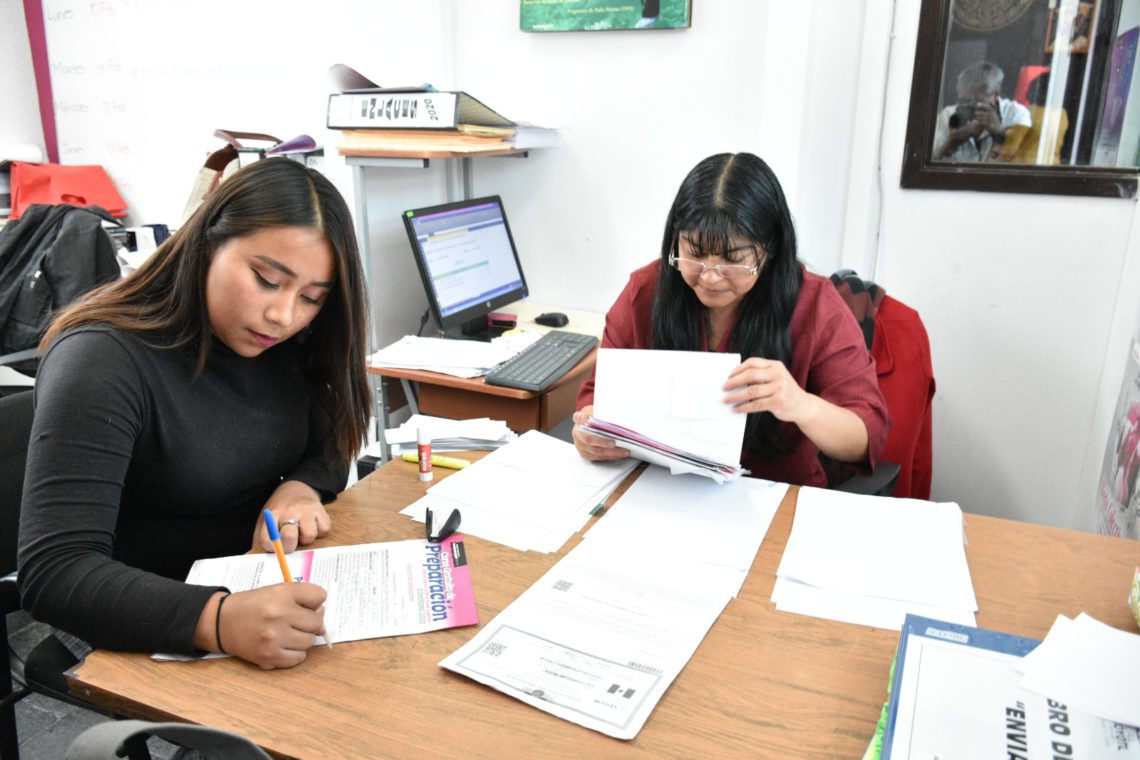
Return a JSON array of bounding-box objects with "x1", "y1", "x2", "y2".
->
[
  {"x1": 829, "y1": 270, "x2": 935, "y2": 499},
  {"x1": 1, "y1": 390, "x2": 112, "y2": 760},
  {"x1": 66, "y1": 720, "x2": 272, "y2": 760},
  {"x1": 1, "y1": 390, "x2": 35, "y2": 760}
]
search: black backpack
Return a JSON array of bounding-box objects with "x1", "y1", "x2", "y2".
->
[{"x1": 0, "y1": 204, "x2": 121, "y2": 374}]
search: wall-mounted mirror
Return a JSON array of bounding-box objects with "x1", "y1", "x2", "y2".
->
[{"x1": 902, "y1": 0, "x2": 1140, "y2": 198}]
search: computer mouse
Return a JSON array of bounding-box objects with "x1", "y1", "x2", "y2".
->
[{"x1": 535, "y1": 312, "x2": 569, "y2": 328}]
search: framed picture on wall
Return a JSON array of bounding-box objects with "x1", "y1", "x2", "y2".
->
[
  {"x1": 900, "y1": 0, "x2": 1138, "y2": 198},
  {"x1": 520, "y1": 0, "x2": 692, "y2": 32},
  {"x1": 1045, "y1": 0, "x2": 1097, "y2": 54}
]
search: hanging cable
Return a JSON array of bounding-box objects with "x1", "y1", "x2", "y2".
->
[{"x1": 870, "y1": 0, "x2": 900, "y2": 281}]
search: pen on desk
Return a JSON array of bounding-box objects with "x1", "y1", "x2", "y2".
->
[
  {"x1": 263, "y1": 508, "x2": 293, "y2": 584},
  {"x1": 401, "y1": 452, "x2": 470, "y2": 470}
]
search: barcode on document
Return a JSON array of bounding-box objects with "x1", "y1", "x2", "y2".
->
[
  {"x1": 483, "y1": 641, "x2": 507, "y2": 658},
  {"x1": 626, "y1": 661, "x2": 663, "y2": 675},
  {"x1": 551, "y1": 579, "x2": 573, "y2": 592},
  {"x1": 360, "y1": 97, "x2": 418, "y2": 122}
]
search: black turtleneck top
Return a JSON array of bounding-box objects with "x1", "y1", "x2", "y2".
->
[{"x1": 17, "y1": 325, "x2": 346, "y2": 654}]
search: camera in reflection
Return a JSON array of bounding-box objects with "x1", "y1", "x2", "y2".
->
[{"x1": 948, "y1": 101, "x2": 980, "y2": 129}]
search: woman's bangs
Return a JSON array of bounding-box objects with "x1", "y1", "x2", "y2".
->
[{"x1": 680, "y1": 212, "x2": 747, "y2": 259}]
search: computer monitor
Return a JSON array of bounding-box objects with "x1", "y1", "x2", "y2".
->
[{"x1": 402, "y1": 195, "x2": 529, "y2": 340}]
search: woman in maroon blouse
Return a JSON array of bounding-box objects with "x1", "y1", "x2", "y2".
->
[{"x1": 573, "y1": 152, "x2": 890, "y2": 487}]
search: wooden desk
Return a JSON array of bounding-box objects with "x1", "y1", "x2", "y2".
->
[
  {"x1": 69, "y1": 460, "x2": 1140, "y2": 759},
  {"x1": 368, "y1": 348, "x2": 595, "y2": 436},
  {"x1": 368, "y1": 304, "x2": 605, "y2": 448}
]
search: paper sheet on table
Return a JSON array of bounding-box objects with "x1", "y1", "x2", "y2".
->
[
  {"x1": 883, "y1": 615, "x2": 1139, "y2": 760},
  {"x1": 483, "y1": 428, "x2": 638, "y2": 489},
  {"x1": 403, "y1": 491, "x2": 603, "y2": 554},
  {"x1": 439, "y1": 555, "x2": 730, "y2": 740},
  {"x1": 770, "y1": 576, "x2": 977, "y2": 630},
  {"x1": 581, "y1": 466, "x2": 786, "y2": 575},
  {"x1": 593, "y1": 348, "x2": 744, "y2": 467},
  {"x1": 776, "y1": 487, "x2": 977, "y2": 612},
  {"x1": 182, "y1": 537, "x2": 477, "y2": 644},
  {"x1": 1016, "y1": 613, "x2": 1140, "y2": 728},
  {"x1": 403, "y1": 431, "x2": 638, "y2": 552}
]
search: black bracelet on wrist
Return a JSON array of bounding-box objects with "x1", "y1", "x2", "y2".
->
[{"x1": 215, "y1": 592, "x2": 231, "y2": 655}]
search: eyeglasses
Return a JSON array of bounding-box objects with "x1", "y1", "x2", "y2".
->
[{"x1": 669, "y1": 254, "x2": 760, "y2": 281}]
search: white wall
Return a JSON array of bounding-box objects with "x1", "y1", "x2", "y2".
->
[
  {"x1": 34, "y1": 0, "x2": 453, "y2": 227},
  {"x1": 12, "y1": 0, "x2": 1140, "y2": 532},
  {"x1": 855, "y1": 1, "x2": 1140, "y2": 531},
  {"x1": 0, "y1": 1, "x2": 45, "y2": 157},
  {"x1": 447, "y1": 1, "x2": 864, "y2": 314}
]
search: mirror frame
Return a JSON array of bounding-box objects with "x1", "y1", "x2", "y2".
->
[{"x1": 900, "y1": 0, "x2": 1138, "y2": 199}]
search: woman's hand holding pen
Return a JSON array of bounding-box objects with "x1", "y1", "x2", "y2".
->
[
  {"x1": 196, "y1": 585, "x2": 328, "y2": 669},
  {"x1": 255, "y1": 480, "x2": 331, "y2": 553},
  {"x1": 572, "y1": 405, "x2": 631, "y2": 462}
]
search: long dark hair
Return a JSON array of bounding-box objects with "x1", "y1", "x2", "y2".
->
[
  {"x1": 650, "y1": 152, "x2": 802, "y2": 456},
  {"x1": 42, "y1": 158, "x2": 371, "y2": 465}
]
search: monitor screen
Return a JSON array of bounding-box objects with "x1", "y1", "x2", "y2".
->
[{"x1": 402, "y1": 195, "x2": 528, "y2": 339}]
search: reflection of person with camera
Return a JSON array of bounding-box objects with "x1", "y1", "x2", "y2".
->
[{"x1": 932, "y1": 61, "x2": 1031, "y2": 161}]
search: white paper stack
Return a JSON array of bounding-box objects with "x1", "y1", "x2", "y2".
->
[
  {"x1": 772, "y1": 486, "x2": 978, "y2": 629},
  {"x1": 584, "y1": 348, "x2": 747, "y2": 483},
  {"x1": 1017, "y1": 613, "x2": 1140, "y2": 729},
  {"x1": 401, "y1": 430, "x2": 638, "y2": 552},
  {"x1": 369, "y1": 332, "x2": 541, "y2": 378},
  {"x1": 383, "y1": 414, "x2": 515, "y2": 453}
]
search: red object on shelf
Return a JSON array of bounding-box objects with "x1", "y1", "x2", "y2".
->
[{"x1": 7, "y1": 161, "x2": 128, "y2": 220}]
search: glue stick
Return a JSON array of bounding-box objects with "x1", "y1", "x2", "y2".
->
[{"x1": 417, "y1": 428, "x2": 433, "y2": 482}]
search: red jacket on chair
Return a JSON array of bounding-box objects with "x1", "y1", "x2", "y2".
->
[
  {"x1": 872, "y1": 295, "x2": 935, "y2": 499},
  {"x1": 830, "y1": 271, "x2": 935, "y2": 500}
]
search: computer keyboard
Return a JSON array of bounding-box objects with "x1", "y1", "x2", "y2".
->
[{"x1": 484, "y1": 330, "x2": 598, "y2": 392}]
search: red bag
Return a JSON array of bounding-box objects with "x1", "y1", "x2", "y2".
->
[{"x1": 8, "y1": 161, "x2": 128, "y2": 220}]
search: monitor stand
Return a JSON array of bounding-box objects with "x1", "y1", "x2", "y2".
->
[{"x1": 442, "y1": 315, "x2": 506, "y2": 343}]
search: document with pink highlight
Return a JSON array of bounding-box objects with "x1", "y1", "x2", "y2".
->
[{"x1": 184, "y1": 536, "x2": 478, "y2": 643}]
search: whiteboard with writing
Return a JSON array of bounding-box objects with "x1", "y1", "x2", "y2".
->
[{"x1": 42, "y1": 0, "x2": 452, "y2": 225}]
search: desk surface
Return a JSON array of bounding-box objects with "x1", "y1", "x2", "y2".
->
[
  {"x1": 70, "y1": 458, "x2": 1140, "y2": 759},
  {"x1": 367, "y1": 349, "x2": 595, "y2": 400}
]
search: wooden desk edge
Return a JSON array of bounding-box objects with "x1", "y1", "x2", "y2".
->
[
  {"x1": 339, "y1": 147, "x2": 530, "y2": 159},
  {"x1": 368, "y1": 347, "x2": 596, "y2": 400}
]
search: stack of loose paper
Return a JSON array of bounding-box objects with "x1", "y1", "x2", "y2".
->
[
  {"x1": 383, "y1": 414, "x2": 514, "y2": 454},
  {"x1": 441, "y1": 462, "x2": 786, "y2": 739},
  {"x1": 1016, "y1": 613, "x2": 1140, "y2": 730},
  {"x1": 401, "y1": 430, "x2": 639, "y2": 552},
  {"x1": 772, "y1": 487, "x2": 978, "y2": 629},
  {"x1": 881, "y1": 614, "x2": 1139, "y2": 759},
  {"x1": 582, "y1": 348, "x2": 747, "y2": 483},
  {"x1": 369, "y1": 332, "x2": 540, "y2": 378}
]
